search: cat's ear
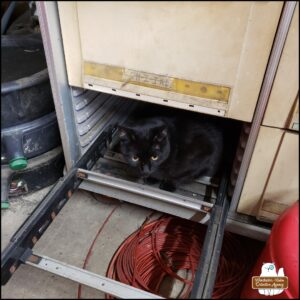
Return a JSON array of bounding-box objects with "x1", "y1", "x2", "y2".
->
[
  {"x1": 118, "y1": 126, "x2": 127, "y2": 138},
  {"x1": 118, "y1": 125, "x2": 135, "y2": 141},
  {"x1": 118, "y1": 126, "x2": 130, "y2": 139},
  {"x1": 154, "y1": 126, "x2": 168, "y2": 142}
]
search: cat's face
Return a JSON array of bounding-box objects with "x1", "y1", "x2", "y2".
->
[{"x1": 117, "y1": 120, "x2": 171, "y2": 178}]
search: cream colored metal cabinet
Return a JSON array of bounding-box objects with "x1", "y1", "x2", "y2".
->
[
  {"x1": 237, "y1": 126, "x2": 299, "y2": 223},
  {"x1": 263, "y1": 5, "x2": 299, "y2": 130},
  {"x1": 256, "y1": 130, "x2": 299, "y2": 222},
  {"x1": 58, "y1": 2, "x2": 283, "y2": 121}
]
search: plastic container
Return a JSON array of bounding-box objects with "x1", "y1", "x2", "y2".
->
[
  {"x1": 1, "y1": 147, "x2": 64, "y2": 209},
  {"x1": 1, "y1": 112, "x2": 61, "y2": 167},
  {"x1": 240, "y1": 201, "x2": 299, "y2": 299},
  {"x1": 1, "y1": 34, "x2": 54, "y2": 128}
]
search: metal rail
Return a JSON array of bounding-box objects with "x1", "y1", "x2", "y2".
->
[
  {"x1": 79, "y1": 169, "x2": 213, "y2": 210},
  {"x1": 24, "y1": 252, "x2": 163, "y2": 299},
  {"x1": 190, "y1": 162, "x2": 230, "y2": 298},
  {"x1": 37, "y1": 2, "x2": 81, "y2": 170}
]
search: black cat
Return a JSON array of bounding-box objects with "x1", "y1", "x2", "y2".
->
[{"x1": 116, "y1": 105, "x2": 224, "y2": 192}]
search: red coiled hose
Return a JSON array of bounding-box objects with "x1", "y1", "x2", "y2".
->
[{"x1": 106, "y1": 215, "x2": 261, "y2": 299}]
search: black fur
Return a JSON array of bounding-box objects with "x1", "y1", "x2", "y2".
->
[{"x1": 117, "y1": 105, "x2": 224, "y2": 192}]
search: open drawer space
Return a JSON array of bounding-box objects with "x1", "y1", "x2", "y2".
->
[
  {"x1": 1, "y1": 120, "x2": 234, "y2": 298},
  {"x1": 1, "y1": 84, "x2": 272, "y2": 297}
]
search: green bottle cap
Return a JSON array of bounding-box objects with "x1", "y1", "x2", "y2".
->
[
  {"x1": 1, "y1": 202, "x2": 9, "y2": 209},
  {"x1": 9, "y1": 157, "x2": 28, "y2": 170}
]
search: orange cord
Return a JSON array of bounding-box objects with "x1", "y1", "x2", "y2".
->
[{"x1": 105, "y1": 215, "x2": 259, "y2": 299}]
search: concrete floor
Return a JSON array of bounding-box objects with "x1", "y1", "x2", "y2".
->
[{"x1": 1, "y1": 186, "x2": 160, "y2": 299}]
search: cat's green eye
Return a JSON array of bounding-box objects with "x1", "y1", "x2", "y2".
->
[
  {"x1": 132, "y1": 156, "x2": 139, "y2": 162},
  {"x1": 151, "y1": 155, "x2": 159, "y2": 161}
]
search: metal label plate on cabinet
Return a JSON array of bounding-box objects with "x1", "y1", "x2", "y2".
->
[{"x1": 84, "y1": 62, "x2": 231, "y2": 102}]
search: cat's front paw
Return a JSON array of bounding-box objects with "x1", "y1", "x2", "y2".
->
[{"x1": 159, "y1": 181, "x2": 176, "y2": 192}]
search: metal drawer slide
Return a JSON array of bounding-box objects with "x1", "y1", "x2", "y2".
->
[{"x1": 1, "y1": 128, "x2": 230, "y2": 298}]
